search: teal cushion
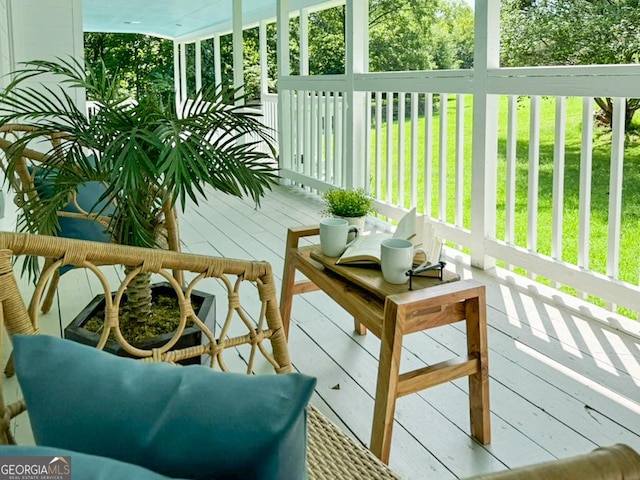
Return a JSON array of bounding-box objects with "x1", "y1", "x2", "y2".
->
[
  {"x1": 13, "y1": 335, "x2": 315, "y2": 480},
  {"x1": 0, "y1": 445, "x2": 186, "y2": 479},
  {"x1": 31, "y1": 161, "x2": 113, "y2": 244}
]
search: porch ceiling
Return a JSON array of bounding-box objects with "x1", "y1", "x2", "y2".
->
[{"x1": 82, "y1": 0, "x2": 337, "y2": 41}]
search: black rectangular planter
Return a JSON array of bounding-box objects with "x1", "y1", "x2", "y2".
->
[{"x1": 64, "y1": 282, "x2": 215, "y2": 366}]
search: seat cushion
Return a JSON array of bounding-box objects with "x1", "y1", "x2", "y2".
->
[
  {"x1": 0, "y1": 445, "x2": 187, "y2": 480},
  {"x1": 13, "y1": 335, "x2": 316, "y2": 480}
]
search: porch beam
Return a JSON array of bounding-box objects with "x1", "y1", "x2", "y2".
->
[{"x1": 344, "y1": 0, "x2": 368, "y2": 190}]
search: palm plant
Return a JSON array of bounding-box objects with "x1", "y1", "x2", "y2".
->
[{"x1": 0, "y1": 57, "x2": 277, "y2": 326}]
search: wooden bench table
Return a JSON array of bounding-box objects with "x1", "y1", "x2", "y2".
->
[{"x1": 280, "y1": 225, "x2": 491, "y2": 463}]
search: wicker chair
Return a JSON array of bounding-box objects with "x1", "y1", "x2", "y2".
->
[
  {"x1": 0, "y1": 231, "x2": 400, "y2": 479},
  {"x1": 0, "y1": 124, "x2": 182, "y2": 314}
]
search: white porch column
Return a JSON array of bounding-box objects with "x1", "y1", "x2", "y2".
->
[
  {"x1": 259, "y1": 20, "x2": 268, "y2": 97},
  {"x1": 179, "y1": 42, "x2": 187, "y2": 105},
  {"x1": 470, "y1": 0, "x2": 500, "y2": 270},
  {"x1": 173, "y1": 41, "x2": 181, "y2": 110},
  {"x1": 277, "y1": 0, "x2": 292, "y2": 177},
  {"x1": 345, "y1": 0, "x2": 368, "y2": 190},
  {"x1": 213, "y1": 34, "x2": 222, "y2": 88},
  {"x1": 0, "y1": 0, "x2": 14, "y2": 90},
  {"x1": 299, "y1": 9, "x2": 309, "y2": 75},
  {"x1": 2, "y1": 0, "x2": 84, "y2": 107},
  {"x1": 232, "y1": 0, "x2": 244, "y2": 104},
  {"x1": 195, "y1": 39, "x2": 202, "y2": 92}
]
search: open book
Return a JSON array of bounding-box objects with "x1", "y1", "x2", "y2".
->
[{"x1": 335, "y1": 208, "x2": 443, "y2": 267}]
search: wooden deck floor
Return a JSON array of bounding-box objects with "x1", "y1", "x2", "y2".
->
[{"x1": 2, "y1": 184, "x2": 640, "y2": 479}]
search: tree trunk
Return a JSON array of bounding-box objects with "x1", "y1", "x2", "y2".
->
[
  {"x1": 594, "y1": 97, "x2": 639, "y2": 129},
  {"x1": 123, "y1": 267, "x2": 153, "y2": 323}
]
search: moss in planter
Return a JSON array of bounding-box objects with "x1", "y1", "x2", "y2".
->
[{"x1": 84, "y1": 295, "x2": 196, "y2": 344}]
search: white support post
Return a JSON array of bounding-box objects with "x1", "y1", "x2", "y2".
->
[
  {"x1": 213, "y1": 34, "x2": 222, "y2": 88},
  {"x1": 299, "y1": 8, "x2": 309, "y2": 76},
  {"x1": 179, "y1": 42, "x2": 187, "y2": 107},
  {"x1": 345, "y1": 0, "x2": 368, "y2": 190},
  {"x1": 195, "y1": 39, "x2": 202, "y2": 92},
  {"x1": 259, "y1": 20, "x2": 268, "y2": 97},
  {"x1": 277, "y1": 0, "x2": 292, "y2": 178},
  {"x1": 470, "y1": 0, "x2": 500, "y2": 270},
  {"x1": 232, "y1": 0, "x2": 244, "y2": 104},
  {"x1": 173, "y1": 41, "x2": 181, "y2": 111}
]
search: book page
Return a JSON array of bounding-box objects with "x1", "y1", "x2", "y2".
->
[
  {"x1": 336, "y1": 208, "x2": 417, "y2": 265},
  {"x1": 391, "y1": 207, "x2": 417, "y2": 240},
  {"x1": 335, "y1": 231, "x2": 392, "y2": 264}
]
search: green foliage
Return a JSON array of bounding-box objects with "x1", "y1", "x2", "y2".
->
[
  {"x1": 321, "y1": 188, "x2": 376, "y2": 217},
  {"x1": 0, "y1": 57, "x2": 278, "y2": 249},
  {"x1": 84, "y1": 33, "x2": 174, "y2": 99},
  {"x1": 501, "y1": 0, "x2": 640, "y2": 126},
  {"x1": 369, "y1": 0, "x2": 474, "y2": 72},
  {"x1": 501, "y1": 0, "x2": 640, "y2": 67}
]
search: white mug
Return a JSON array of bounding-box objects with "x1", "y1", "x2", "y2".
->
[
  {"x1": 320, "y1": 218, "x2": 360, "y2": 257},
  {"x1": 380, "y1": 238, "x2": 428, "y2": 284}
]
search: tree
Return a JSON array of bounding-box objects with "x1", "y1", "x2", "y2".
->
[
  {"x1": 84, "y1": 33, "x2": 174, "y2": 98},
  {"x1": 501, "y1": 0, "x2": 640, "y2": 127}
]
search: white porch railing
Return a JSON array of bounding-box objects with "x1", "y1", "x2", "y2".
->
[{"x1": 274, "y1": 65, "x2": 640, "y2": 321}]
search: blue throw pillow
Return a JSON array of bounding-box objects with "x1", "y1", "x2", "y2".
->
[
  {"x1": 31, "y1": 161, "x2": 113, "y2": 243},
  {"x1": 13, "y1": 335, "x2": 316, "y2": 480},
  {"x1": 0, "y1": 445, "x2": 187, "y2": 479}
]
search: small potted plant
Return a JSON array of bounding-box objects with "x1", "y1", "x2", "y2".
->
[{"x1": 320, "y1": 187, "x2": 375, "y2": 234}]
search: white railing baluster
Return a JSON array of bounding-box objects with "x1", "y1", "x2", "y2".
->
[
  {"x1": 296, "y1": 90, "x2": 305, "y2": 176},
  {"x1": 505, "y1": 95, "x2": 518, "y2": 247},
  {"x1": 336, "y1": 93, "x2": 344, "y2": 187},
  {"x1": 303, "y1": 91, "x2": 312, "y2": 186},
  {"x1": 365, "y1": 91, "x2": 372, "y2": 195},
  {"x1": 608, "y1": 97, "x2": 626, "y2": 281},
  {"x1": 335, "y1": 92, "x2": 340, "y2": 183},
  {"x1": 310, "y1": 91, "x2": 318, "y2": 182},
  {"x1": 398, "y1": 92, "x2": 406, "y2": 208},
  {"x1": 439, "y1": 93, "x2": 448, "y2": 222},
  {"x1": 386, "y1": 92, "x2": 394, "y2": 204},
  {"x1": 455, "y1": 94, "x2": 465, "y2": 228},
  {"x1": 424, "y1": 93, "x2": 433, "y2": 217},
  {"x1": 375, "y1": 91, "x2": 383, "y2": 200},
  {"x1": 578, "y1": 97, "x2": 594, "y2": 270},
  {"x1": 552, "y1": 96, "x2": 567, "y2": 264},
  {"x1": 528, "y1": 96, "x2": 541, "y2": 262},
  {"x1": 324, "y1": 92, "x2": 332, "y2": 183},
  {"x1": 410, "y1": 93, "x2": 419, "y2": 209}
]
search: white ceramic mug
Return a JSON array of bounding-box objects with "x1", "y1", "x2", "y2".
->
[
  {"x1": 320, "y1": 218, "x2": 360, "y2": 257},
  {"x1": 380, "y1": 238, "x2": 428, "y2": 284}
]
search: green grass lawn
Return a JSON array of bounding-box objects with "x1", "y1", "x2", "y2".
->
[{"x1": 370, "y1": 94, "x2": 640, "y2": 318}]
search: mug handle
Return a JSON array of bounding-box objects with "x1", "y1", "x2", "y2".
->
[{"x1": 344, "y1": 226, "x2": 360, "y2": 248}]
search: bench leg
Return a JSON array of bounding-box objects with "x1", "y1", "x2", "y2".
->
[
  {"x1": 370, "y1": 301, "x2": 404, "y2": 463},
  {"x1": 466, "y1": 291, "x2": 491, "y2": 444}
]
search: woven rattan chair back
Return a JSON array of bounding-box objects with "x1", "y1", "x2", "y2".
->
[{"x1": 0, "y1": 232, "x2": 400, "y2": 479}]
